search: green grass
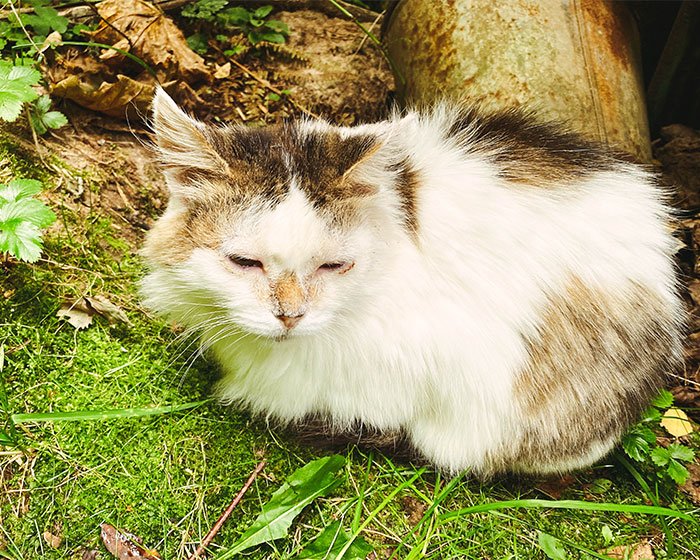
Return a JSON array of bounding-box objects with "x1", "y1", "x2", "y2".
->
[{"x1": 1, "y1": 137, "x2": 699, "y2": 559}]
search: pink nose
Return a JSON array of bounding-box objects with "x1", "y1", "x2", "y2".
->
[{"x1": 277, "y1": 314, "x2": 303, "y2": 329}]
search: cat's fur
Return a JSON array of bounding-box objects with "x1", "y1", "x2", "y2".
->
[{"x1": 142, "y1": 89, "x2": 684, "y2": 476}]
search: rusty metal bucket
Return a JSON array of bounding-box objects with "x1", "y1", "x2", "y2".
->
[{"x1": 384, "y1": 0, "x2": 652, "y2": 162}]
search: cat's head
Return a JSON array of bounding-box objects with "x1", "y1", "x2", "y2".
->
[{"x1": 142, "y1": 89, "x2": 416, "y2": 340}]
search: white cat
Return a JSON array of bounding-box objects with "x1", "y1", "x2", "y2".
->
[{"x1": 141, "y1": 89, "x2": 684, "y2": 476}]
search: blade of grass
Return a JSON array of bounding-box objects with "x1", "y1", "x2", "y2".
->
[
  {"x1": 11, "y1": 400, "x2": 209, "y2": 424},
  {"x1": 335, "y1": 467, "x2": 427, "y2": 559},
  {"x1": 439, "y1": 498, "x2": 696, "y2": 523},
  {"x1": 615, "y1": 451, "x2": 675, "y2": 556}
]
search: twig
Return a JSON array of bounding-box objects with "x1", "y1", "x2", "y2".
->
[
  {"x1": 187, "y1": 460, "x2": 266, "y2": 560},
  {"x1": 24, "y1": 106, "x2": 47, "y2": 168},
  {"x1": 210, "y1": 45, "x2": 321, "y2": 119}
]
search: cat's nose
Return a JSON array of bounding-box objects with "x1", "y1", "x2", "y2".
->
[{"x1": 277, "y1": 314, "x2": 303, "y2": 329}]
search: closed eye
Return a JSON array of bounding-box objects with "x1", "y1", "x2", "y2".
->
[
  {"x1": 229, "y1": 255, "x2": 264, "y2": 269},
  {"x1": 318, "y1": 261, "x2": 353, "y2": 274}
]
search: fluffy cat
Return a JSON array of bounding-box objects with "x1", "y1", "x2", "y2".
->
[{"x1": 141, "y1": 88, "x2": 684, "y2": 476}]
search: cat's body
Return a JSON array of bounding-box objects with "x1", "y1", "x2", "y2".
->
[{"x1": 142, "y1": 89, "x2": 684, "y2": 476}]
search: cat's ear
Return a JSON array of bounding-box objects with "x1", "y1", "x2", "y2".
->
[{"x1": 151, "y1": 88, "x2": 229, "y2": 199}]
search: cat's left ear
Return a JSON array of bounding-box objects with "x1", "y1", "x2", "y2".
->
[{"x1": 151, "y1": 88, "x2": 229, "y2": 198}]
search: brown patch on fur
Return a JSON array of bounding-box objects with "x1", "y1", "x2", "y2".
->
[
  {"x1": 512, "y1": 278, "x2": 683, "y2": 469},
  {"x1": 447, "y1": 108, "x2": 619, "y2": 187},
  {"x1": 272, "y1": 272, "x2": 307, "y2": 317},
  {"x1": 390, "y1": 157, "x2": 421, "y2": 232}
]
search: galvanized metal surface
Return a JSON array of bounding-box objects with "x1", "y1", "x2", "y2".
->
[{"x1": 384, "y1": 0, "x2": 652, "y2": 161}]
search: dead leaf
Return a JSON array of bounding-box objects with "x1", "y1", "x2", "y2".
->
[
  {"x1": 52, "y1": 74, "x2": 155, "y2": 119},
  {"x1": 214, "y1": 62, "x2": 231, "y2": 79},
  {"x1": 660, "y1": 407, "x2": 694, "y2": 437},
  {"x1": 535, "y1": 474, "x2": 576, "y2": 499},
  {"x1": 87, "y1": 295, "x2": 131, "y2": 325},
  {"x1": 680, "y1": 462, "x2": 700, "y2": 506},
  {"x1": 81, "y1": 550, "x2": 100, "y2": 560},
  {"x1": 56, "y1": 296, "x2": 130, "y2": 329},
  {"x1": 43, "y1": 530, "x2": 63, "y2": 549},
  {"x1": 604, "y1": 541, "x2": 654, "y2": 560},
  {"x1": 100, "y1": 523, "x2": 161, "y2": 560},
  {"x1": 602, "y1": 540, "x2": 655, "y2": 560},
  {"x1": 57, "y1": 301, "x2": 93, "y2": 329},
  {"x1": 91, "y1": 0, "x2": 209, "y2": 83},
  {"x1": 40, "y1": 31, "x2": 63, "y2": 54}
]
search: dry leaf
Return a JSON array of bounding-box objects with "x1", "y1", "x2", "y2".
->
[
  {"x1": 535, "y1": 474, "x2": 576, "y2": 499},
  {"x1": 605, "y1": 541, "x2": 654, "y2": 560},
  {"x1": 660, "y1": 407, "x2": 694, "y2": 437},
  {"x1": 40, "y1": 31, "x2": 63, "y2": 54},
  {"x1": 214, "y1": 62, "x2": 232, "y2": 79},
  {"x1": 57, "y1": 302, "x2": 93, "y2": 330},
  {"x1": 56, "y1": 296, "x2": 130, "y2": 330},
  {"x1": 43, "y1": 530, "x2": 63, "y2": 549},
  {"x1": 52, "y1": 74, "x2": 155, "y2": 119},
  {"x1": 100, "y1": 523, "x2": 161, "y2": 560},
  {"x1": 92, "y1": 0, "x2": 209, "y2": 83}
]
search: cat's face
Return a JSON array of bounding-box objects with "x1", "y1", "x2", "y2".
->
[{"x1": 143, "y1": 90, "x2": 409, "y2": 339}]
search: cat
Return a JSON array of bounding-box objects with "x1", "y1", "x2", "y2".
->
[{"x1": 141, "y1": 88, "x2": 684, "y2": 477}]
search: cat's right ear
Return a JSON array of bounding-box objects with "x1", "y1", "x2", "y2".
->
[{"x1": 151, "y1": 87, "x2": 229, "y2": 200}]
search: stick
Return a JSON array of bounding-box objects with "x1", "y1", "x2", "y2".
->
[{"x1": 187, "y1": 460, "x2": 266, "y2": 560}]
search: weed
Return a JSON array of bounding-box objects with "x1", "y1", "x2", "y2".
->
[{"x1": 181, "y1": 2, "x2": 289, "y2": 54}]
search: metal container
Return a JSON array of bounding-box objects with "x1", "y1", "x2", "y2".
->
[{"x1": 384, "y1": 0, "x2": 652, "y2": 161}]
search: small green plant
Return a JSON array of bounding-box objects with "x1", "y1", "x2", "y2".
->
[
  {"x1": 621, "y1": 390, "x2": 696, "y2": 484},
  {"x1": 0, "y1": 178, "x2": 56, "y2": 263},
  {"x1": 182, "y1": 2, "x2": 289, "y2": 51}
]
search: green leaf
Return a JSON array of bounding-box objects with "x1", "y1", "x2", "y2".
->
[
  {"x1": 0, "y1": 62, "x2": 41, "y2": 122},
  {"x1": 295, "y1": 521, "x2": 372, "y2": 559},
  {"x1": 182, "y1": 0, "x2": 228, "y2": 19},
  {"x1": 0, "y1": 179, "x2": 43, "y2": 203},
  {"x1": 250, "y1": 31, "x2": 285, "y2": 44},
  {"x1": 650, "y1": 446, "x2": 670, "y2": 467},
  {"x1": 588, "y1": 478, "x2": 612, "y2": 494},
  {"x1": 601, "y1": 524, "x2": 614, "y2": 545},
  {"x1": 264, "y1": 20, "x2": 289, "y2": 34},
  {"x1": 668, "y1": 443, "x2": 695, "y2": 463},
  {"x1": 639, "y1": 406, "x2": 662, "y2": 423},
  {"x1": 217, "y1": 455, "x2": 347, "y2": 559},
  {"x1": 0, "y1": 198, "x2": 56, "y2": 228},
  {"x1": 20, "y1": 6, "x2": 68, "y2": 36},
  {"x1": 537, "y1": 532, "x2": 568, "y2": 560},
  {"x1": 254, "y1": 5, "x2": 274, "y2": 19},
  {"x1": 0, "y1": 220, "x2": 43, "y2": 262},
  {"x1": 666, "y1": 459, "x2": 690, "y2": 485},
  {"x1": 186, "y1": 32, "x2": 209, "y2": 55},
  {"x1": 249, "y1": 17, "x2": 265, "y2": 28},
  {"x1": 218, "y1": 6, "x2": 251, "y2": 26},
  {"x1": 621, "y1": 426, "x2": 655, "y2": 461},
  {"x1": 651, "y1": 389, "x2": 674, "y2": 409}
]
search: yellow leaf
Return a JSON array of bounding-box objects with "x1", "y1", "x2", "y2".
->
[{"x1": 661, "y1": 407, "x2": 694, "y2": 437}]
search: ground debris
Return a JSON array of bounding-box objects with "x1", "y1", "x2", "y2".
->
[
  {"x1": 680, "y1": 462, "x2": 700, "y2": 505},
  {"x1": 57, "y1": 295, "x2": 130, "y2": 330},
  {"x1": 100, "y1": 523, "x2": 161, "y2": 560},
  {"x1": 603, "y1": 540, "x2": 654, "y2": 560}
]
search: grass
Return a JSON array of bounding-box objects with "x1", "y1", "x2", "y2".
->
[{"x1": 1, "y1": 135, "x2": 699, "y2": 559}]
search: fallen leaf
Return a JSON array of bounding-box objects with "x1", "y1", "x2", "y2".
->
[
  {"x1": 87, "y1": 295, "x2": 131, "y2": 325},
  {"x1": 51, "y1": 74, "x2": 155, "y2": 119},
  {"x1": 536, "y1": 474, "x2": 576, "y2": 499},
  {"x1": 214, "y1": 62, "x2": 231, "y2": 79},
  {"x1": 56, "y1": 295, "x2": 130, "y2": 329},
  {"x1": 660, "y1": 407, "x2": 694, "y2": 437},
  {"x1": 43, "y1": 530, "x2": 62, "y2": 549},
  {"x1": 680, "y1": 462, "x2": 700, "y2": 506},
  {"x1": 604, "y1": 540, "x2": 654, "y2": 560},
  {"x1": 40, "y1": 31, "x2": 63, "y2": 54},
  {"x1": 100, "y1": 523, "x2": 161, "y2": 560},
  {"x1": 92, "y1": 0, "x2": 209, "y2": 83},
  {"x1": 57, "y1": 301, "x2": 93, "y2": 329},
  {"x1": 81, "y1": 551, "x2": 100, "y2": 560}
]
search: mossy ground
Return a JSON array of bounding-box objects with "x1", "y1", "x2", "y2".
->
[{"x1": 1, "y1": 135, "x2": 699, "y2": 559}]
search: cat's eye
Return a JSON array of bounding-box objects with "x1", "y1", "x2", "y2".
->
[{"x1": 229, "y1": 255, "x2": 263, "y2": 269}]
